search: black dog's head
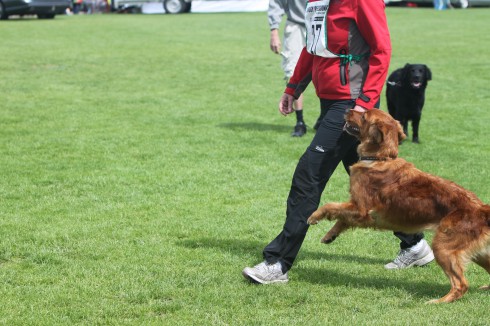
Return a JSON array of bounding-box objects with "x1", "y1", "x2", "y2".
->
[{"x1": 402, "y1": 64, "x2": 432, "y2": 90}]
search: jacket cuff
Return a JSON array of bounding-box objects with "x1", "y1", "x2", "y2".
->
[
  {"x1": 285, "y1": 83, "x2": 297, "y2": 98},
  {"x1": 355, "y1": 92, "x2": 375, "y2": 110}
]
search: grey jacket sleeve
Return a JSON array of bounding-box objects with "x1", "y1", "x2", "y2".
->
[{"x1": 268, "y1": 0, "x2": 285, "y2": 30}]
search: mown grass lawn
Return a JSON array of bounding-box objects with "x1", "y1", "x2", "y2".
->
[{"x1": 0, "y1": 7, "x2": 489, "y2": 325}]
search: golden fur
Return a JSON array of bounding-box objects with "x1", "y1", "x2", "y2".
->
[{"x1": 307, "y1": 109, "x2": 490, "y2": 303}]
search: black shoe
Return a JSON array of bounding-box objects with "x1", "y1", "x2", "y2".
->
[{"x1": 291, "y1": 122, "x2": 306, "y2": 137}]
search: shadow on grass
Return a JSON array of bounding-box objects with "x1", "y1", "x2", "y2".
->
[
  {"x1": 218, "y1": 122, "x2": 291, "y2": 133},
  {"x1": 296, "y1": 267, "x2": 448, "y2": 299},
  {"x1": 177, "y1": 236, "x2": 448, "y2": 299},
  {"x1": 177, "y1": 236, "x2": 386, "y2": 265}
]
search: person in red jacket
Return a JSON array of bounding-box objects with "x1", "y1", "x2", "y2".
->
[{"x1": 243, "y1": 0, "x2": 434, "y2": 284}]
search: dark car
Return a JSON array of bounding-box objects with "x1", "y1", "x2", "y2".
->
[{"x1": 0, "y1": 0, "x2": 71, "y2": 19}]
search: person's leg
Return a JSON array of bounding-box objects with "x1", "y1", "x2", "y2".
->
[
  {"x1": 291, "y1": 94, "x2": 306, "y2": 137},
  {"x1": 385, "y1": 231, "x2": 434, "y2": 269},
  {"x1": 341, "y1": 135, "x2": 359, "y2": 172},
  {"x1": 394, "y1": 232, "x2": 424, "y2": 249},
  {"x1": 314, "y1": 104, "x2": 328, "y2": 131},
  {"x1": 243, "y1": 100, "x2": 356, "y2": 284},
  {"x1": 294, "y1": 94, "x2": 304, "y2": 120},
  {"x1": 282, "y1": 21, "x2": 307, "y2": 137},
  {"x1": 261, "y1": 100, "x2": 357, "y2": 272}
]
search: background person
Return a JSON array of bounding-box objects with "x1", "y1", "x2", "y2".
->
[
  {"x1": 268, "y1": 0, "x2": 309, "y2": 137},
  {"x1": 243, "y1": 0, "x2": 433, "y2": 284}
]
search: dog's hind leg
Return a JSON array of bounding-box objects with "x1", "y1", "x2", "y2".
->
[
  {"x1": 427, "y1": 229, "x2": 469, "y2": 303},
  {"x1": 476, "y1": 206, "x2": 490, "y2": 290},
  {"x1": 473, "y1": 251, "x2": 490, "y2": 291},
  {"x1": 428, "y1": 250, "x2": 469, "y2": 303}
]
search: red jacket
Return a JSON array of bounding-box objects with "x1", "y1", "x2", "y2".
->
[{"x1": 285, "y1": 0, "x2": 391, "y2": 109}]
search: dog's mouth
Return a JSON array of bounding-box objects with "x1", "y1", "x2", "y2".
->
[
  {"x1": 344, "y1": 122, "x2": 360, "y2": 137},
  {"x1": 411, "y1": 81, "x2": 422, "y2": 89}
]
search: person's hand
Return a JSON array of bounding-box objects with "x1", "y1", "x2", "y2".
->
[
  {"x1": 279, "y1": 93, "x2": 295, "y2": 116},
  {"x1": 352, "y1": 105, "x2": 367, "y2": 113},
  {"x1": 270, "y1": 29, "x2": 281, "y2": 54}
]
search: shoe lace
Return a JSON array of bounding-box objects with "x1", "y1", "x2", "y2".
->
[
  {"x1": 393, "y1": 248, "x2": 410, "y2": 265},
  {"x1": 257, "y1": 262, "x2": 281, "y2": 276}
]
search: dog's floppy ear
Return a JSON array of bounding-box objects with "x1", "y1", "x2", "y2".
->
[
  {"x1": 424, "y1": 65, "x2": 432, "y2": 81},
  {"x1": 368, "y1": 122, "x2": 383, "y2": 144}
]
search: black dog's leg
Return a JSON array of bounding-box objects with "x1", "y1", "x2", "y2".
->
[
  {"x1": 412, "y1": 116, "x2": 420, "y2": 143},
  {"x1": 402, "y1": 119, "x2": 409, "y2": 138}
]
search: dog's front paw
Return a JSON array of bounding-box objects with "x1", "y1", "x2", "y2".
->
[
  {"x1": 307, "y1": 211, "x2": 323, "y2": 225},
  {"x1": 307, "y1": 216, "x2": 319, "y2": 225},
  {"x1": 320, "y1": 221, "x2": 347, "y2": 244},
  {"x1": 321, "y1": 233, "x2": 337, "y2": 244}
]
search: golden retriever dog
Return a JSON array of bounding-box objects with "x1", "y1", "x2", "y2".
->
[{"x1": 307, "y1": 109, "x2": 490, "y2": 303}]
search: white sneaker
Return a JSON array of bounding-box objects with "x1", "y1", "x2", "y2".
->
[
  {"x1": 384, "y1": 239, "x2": 435, "y2": 270},
  {"x1": 242, "y1": 261, "x2": 288, "y2": 284}
]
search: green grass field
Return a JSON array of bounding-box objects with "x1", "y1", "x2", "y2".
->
[{"x1": 1, "y1": 7, "x2": 489, "y2": 325}]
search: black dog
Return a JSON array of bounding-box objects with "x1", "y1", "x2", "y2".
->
[{"x1": 386, "y1": 64, "x2": 432, "y2": 143}]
